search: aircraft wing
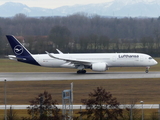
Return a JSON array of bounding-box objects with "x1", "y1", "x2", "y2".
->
[{"x1": 45, "y1": 51, "x2": 91, "y2": 65}]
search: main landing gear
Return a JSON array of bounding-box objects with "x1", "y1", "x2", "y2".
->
[
  {"x1": 77, "y1": 70, "x2": 86, "y2": 74},
  {"x1": 145, "y1": 67, "x2": 150, "y2": 73}
]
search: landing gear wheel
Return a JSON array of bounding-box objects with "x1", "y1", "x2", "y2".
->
[
  {"x1": 77, "y1": 70, "x2": 81, "y2": 74},
  {"x1": 145, "y1": 67, "x2": 150, "y2": 73},
  {"x1": 77, "y1": 70, "x2": 86, "y2": 74},
  {"x1": 83, "y1": 70, "x2": 86, "y2": 74},
  {"x1": 145, "y1": 69, "x2": 148, "y2": 73}
]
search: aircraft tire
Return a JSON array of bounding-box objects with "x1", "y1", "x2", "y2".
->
[
  {"x1": 77, "y1": 70, "x2": 80, "y2": 74},
  {"x1": 83, "y1": 70, "x2": 86, "y2": 74},
  {"x1": 77, "y1": 70, "x2": 86, "y2": 74}
]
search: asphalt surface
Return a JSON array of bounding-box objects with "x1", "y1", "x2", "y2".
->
[
  {"x1": 0, "y1": 104, "x2": 159, "y2": 109},
  {"x1": 0, "y1": 71, "x2": 160, "y2": 81}
]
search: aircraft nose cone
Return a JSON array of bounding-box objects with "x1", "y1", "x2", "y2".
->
[{"x1": 154, "y1": 60, "x2": 158, "y2": 65}]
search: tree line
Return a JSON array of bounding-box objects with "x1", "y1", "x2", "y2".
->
[
  {"x1": 0, "y1": 13, "x2": 160, "y2": 56},
  {"x1": 5, "y1": 87, "x2": 158, "y2": 120}
]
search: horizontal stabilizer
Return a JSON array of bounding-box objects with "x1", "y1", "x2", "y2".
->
[
  {"x1": 7, "y1": 55, "x2": 16, "y2": 60},
  {"x1": 7, "y1": 55, "x2": 26, "y2": 61}
]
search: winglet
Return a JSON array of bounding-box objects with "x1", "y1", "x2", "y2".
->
[
  {"x1": 56, "y1": 49, "x2": 63, "y2": 54},
  {"x1": 45, "y1": 51, "x2": 49, "y2": 55},
  {"x1": 45, "y1": 51, "x2": 56, "y2": 58},
  {"x1": 45, "y1": 51, "x2": 63, "y2": 60},
  {"x1": 45, "y1": 51, "x2": 51, "y2": 57}
]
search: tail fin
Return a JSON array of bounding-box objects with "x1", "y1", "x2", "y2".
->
[
  {"x1": 6, "y1": 35, "x2": 40, "y2": 66},
  {"x1": 6, "y1": 35, "x2": 31, "y2": 57}
]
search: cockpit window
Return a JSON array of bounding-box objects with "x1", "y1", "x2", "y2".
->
[{"x1": 149, "y1": 57, "x2": 153, "y2": 59}]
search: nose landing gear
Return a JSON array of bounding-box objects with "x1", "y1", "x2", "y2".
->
[{"x1": 145, "y1": 67, "x2": 150, "y2": 73}]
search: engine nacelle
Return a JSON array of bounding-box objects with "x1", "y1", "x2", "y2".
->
[{"x1": 91, "y1": 62, "x2": 108, "y2": 72}]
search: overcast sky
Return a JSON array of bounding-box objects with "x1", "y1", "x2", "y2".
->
[{"x1": 0, "y1": 0, "x2": 113, "y2": 9}]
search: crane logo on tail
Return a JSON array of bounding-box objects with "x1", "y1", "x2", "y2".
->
[{"x1": 14, "y1": 45, "x2": 23, "y2": 55}]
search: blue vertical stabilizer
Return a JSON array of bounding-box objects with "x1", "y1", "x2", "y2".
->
[{"x1": 6, "y1": 35, "x2": 40, "y2": 66}]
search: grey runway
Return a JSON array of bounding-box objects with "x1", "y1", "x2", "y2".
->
[{"x1": 0, "y1": 71, "x2": 160, "y2": 81}]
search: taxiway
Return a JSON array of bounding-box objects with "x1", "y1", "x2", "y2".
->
[
  {"x1": 0, "y1": 104, "x2": 159, "y2": 109},
  {"x1": 0, "y1": 71, "x2": 160, "y2": 81}
]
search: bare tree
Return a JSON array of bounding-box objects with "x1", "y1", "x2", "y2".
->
[
  {"x1": 78, "y1": 87, "x2": 123, "y2": 120},
  {"x1": 123, "y1": 98, "x2": 141, "y2": 120},
  {"x1": 6, "y1": 106, "x2": 18, "y2": 120},
  {"x1": 26, "y1": 91, "x2": 61, "y2": 120}
]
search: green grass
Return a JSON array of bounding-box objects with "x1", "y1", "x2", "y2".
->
[
  {"x1": 1, "y1": 78, "x2": 160, "y2": 105},
  {"x1": 1, "y1": 78, "x2": 160, "y2": 119}
]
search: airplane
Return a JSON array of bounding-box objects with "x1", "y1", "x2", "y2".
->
[{"x1": 6, "y1": 35, "x2": 158, "y2": 74}]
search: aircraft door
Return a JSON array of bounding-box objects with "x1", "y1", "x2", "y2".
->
[
  {"x1": 140, "y1": 55, "x2": 143, "y2": 62},
  {"x1": 112, "y1": 56, "x2": 117, "y2": 62}
]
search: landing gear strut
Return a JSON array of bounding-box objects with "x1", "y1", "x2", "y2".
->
[
  {"x1": 77, "y1": 70, "x2": 86, "y2": 74},
  {"x1": 145, "y1": 67, "x2": 150, "y2": 73}
]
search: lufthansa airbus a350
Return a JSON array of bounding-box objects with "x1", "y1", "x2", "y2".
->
[{"x1": 6, "y1": 35, "x2": 158, "y2": 74}]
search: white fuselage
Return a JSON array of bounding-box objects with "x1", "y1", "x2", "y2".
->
[
  {"x1": 32, "y1": 53, "x2": 157, "y2": 69},
  {"x1": 6, "y1": 35, "x2": 158, "y2": 73}
]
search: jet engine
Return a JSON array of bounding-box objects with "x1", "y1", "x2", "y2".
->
[{"x1": 91, "y1": 62, "x2": 108, "y2": 72}]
